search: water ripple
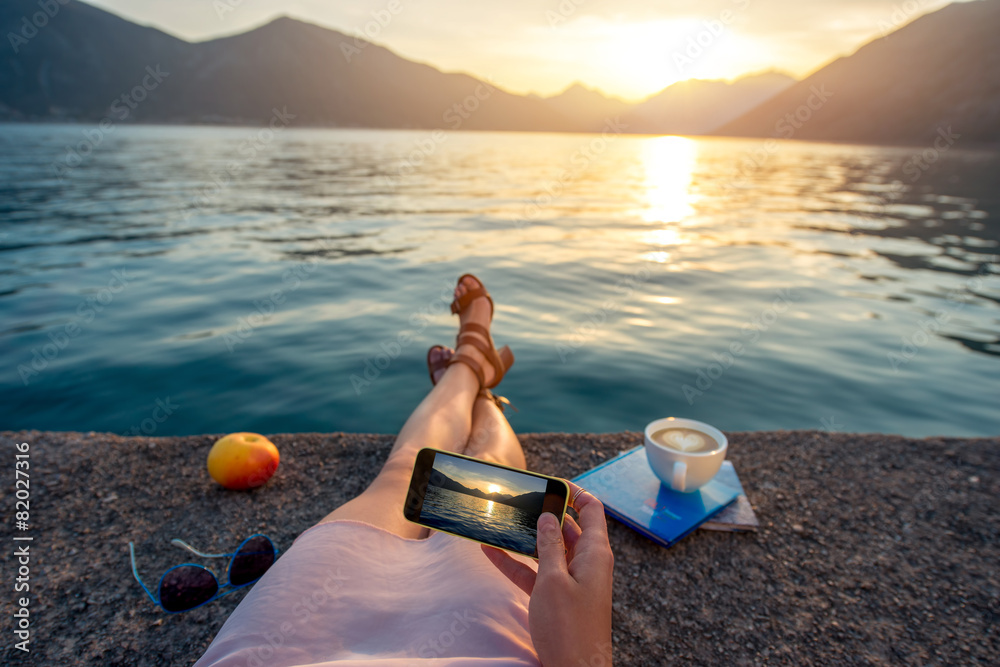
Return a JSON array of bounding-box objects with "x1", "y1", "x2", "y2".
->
[{"x1": 0, "y1": 124, "x2": 997, "y2": 437}]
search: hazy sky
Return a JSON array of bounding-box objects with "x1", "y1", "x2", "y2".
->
[
  {"x1": 84, "y1": 0, "x2": 962, "y2": 101},
  {"x1": 433, "y1": 453, "x2": 545, "y2": 497}
]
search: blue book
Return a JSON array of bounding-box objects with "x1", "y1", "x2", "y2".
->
[{"x1": 571, "y1": 446, "x2": 743, "y2": 548}]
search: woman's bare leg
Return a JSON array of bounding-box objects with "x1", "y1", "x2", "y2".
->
[
  {"x1": 464, "y1": 396, "x2": 526, "y2": 470},
  {"x1": 317, "y1": 277, "x2": 501, "y2": 538}
]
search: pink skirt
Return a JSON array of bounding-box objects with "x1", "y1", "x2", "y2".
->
[{"x1": 193, "y1": 520, "x2": 540, "y2": 666}]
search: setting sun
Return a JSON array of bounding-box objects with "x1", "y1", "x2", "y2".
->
[
  {"x1": 568, "y1": 17, "x2": 772, "y2": 100},
  {"x1": 487, "y1": 484, "x2": 502, "y2": 494}
]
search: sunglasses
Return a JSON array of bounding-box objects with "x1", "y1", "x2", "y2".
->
[{"x1": 129, "y1": 534, "x2": 279, "y2": 613}]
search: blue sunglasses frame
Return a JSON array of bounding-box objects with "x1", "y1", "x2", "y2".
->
[{"x1": 129, "y1": 534, "x2": 280, "y2": 613}]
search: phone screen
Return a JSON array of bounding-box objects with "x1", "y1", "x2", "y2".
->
[{"x1": 404, "y1": 448, "x2": 569, "y2": 558}]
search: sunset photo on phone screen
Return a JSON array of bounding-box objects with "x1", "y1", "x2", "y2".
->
[{"x1": 421, "y1": 452, "x2": 550, "y2": 555}]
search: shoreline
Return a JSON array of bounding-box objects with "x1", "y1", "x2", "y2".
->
[
  {"x1": 5, "y1": 122, "x2": 1000, "y2": 152},
  {"x1": 1, "y1": 429, "x2": 996, "y2": 665}
]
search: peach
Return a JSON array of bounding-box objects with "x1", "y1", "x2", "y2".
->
[{"x1": 207, "y1": 432, "x2": 279, "y2": 490}]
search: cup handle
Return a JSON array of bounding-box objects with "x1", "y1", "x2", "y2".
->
[{"x1": 672, "y1": 461, "x2": 687, "y2": 492}]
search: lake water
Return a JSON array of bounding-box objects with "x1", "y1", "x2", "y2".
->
[
  {"x1": 420, "y1": 485, "x2": 538, "y2": 555},
  {"x1": 1, "y1": 124, "x2": 998, "y2": 438}
]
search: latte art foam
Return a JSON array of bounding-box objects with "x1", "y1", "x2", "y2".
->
[{"x1": 650, "y1": 427, "x2": 716, "y2": 453}]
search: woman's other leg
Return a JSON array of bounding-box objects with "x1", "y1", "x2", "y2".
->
[
  {"x1": 464, "y1": 395, "x2": 526, "y2": 470},
  {"x1": 317, "y1": 277, "x2": 500, "y2": 537},
  {"x1": 316, "y1": 359, "x2": 481, "y2": 537}
]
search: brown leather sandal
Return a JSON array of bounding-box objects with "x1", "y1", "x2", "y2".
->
[
  {"x1": 427, "y1": 344, "x2": 516, "y2": 412},
  {"x1": 426, "y1": 345, "x2": 450, "y2": 385},
  {"x1": 450, "y1": 273, "x2": 495, "y2": 318},
  {"x1": 424, "y1": 274, "x2": 517, "y2": 412},
  {"x1": 447, "y1": 274, "x2": 514, "y2": 390}
]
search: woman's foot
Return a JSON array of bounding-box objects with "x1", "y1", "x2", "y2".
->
[
  {"x1": 429, "y1": 342, "x2": 514, "y2": 412},
  {"x1": 452, "y1": 275, "x2": 503, "y2": 388},
  {"x1": 427, "y1": 345, "x2": 454, "y2": 385}
]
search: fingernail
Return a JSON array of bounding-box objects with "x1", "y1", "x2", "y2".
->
[{"x1": 538, "y1": 512, "x2": 558, "y2": 534}]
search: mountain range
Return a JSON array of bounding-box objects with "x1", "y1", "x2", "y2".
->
[
  {"x1": 1, "y1": 0, "x2": 997, "y2": 145},
  {"x1": 715, "y1": 0, "x2": 1000, "y2": 145},
  {"x1": 623, "y1": 72, "x2": 795, "y2": 135},
  {"x1": 429, "y1": 469, "x2": 545, "y2": 512}
]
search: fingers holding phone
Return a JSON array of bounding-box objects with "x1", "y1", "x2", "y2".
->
[
  {"x1": 413, "y1": 455, "x2": 614, "y2": 665},
  {"x1": 563, "y1": 481, "x2": 614, "y2": 579},
  {"x1": 404, "y1": 448, "x2": 570, "y2": 559},
  {"x1": 524, "y1": 482, "x2": 615, "y2": 666}
]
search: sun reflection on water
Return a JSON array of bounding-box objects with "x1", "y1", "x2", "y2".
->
[
  {"x1": 637, "y1": 136, "x2": 700, "y2": 264},
  {"x1": 640, "y1": 136, "x2": 698, "y2": 225}
]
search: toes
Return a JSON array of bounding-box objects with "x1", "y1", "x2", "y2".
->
[
  {"x1": 430, "y1": 346, "x2": 453, "y2": 365},
  {"x1": 456, "y1": 275, "x2": 481, "y2": 301}
]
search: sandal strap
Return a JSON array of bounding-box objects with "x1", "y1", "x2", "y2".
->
[
  {"x1": 458, "y1": 321, "x2": 490, "y2": 339},
  {"x1": 450, "y1": 274, "x2": 495, "y2": 319},
  {"x1": 455, "y1": 330, "x2": 493, "y2": 357},
  {"x1": 447, "y1": 352, "x2": 486, "y2": 388},
  {"x1": 455, "y1": 333, "x2": 504, "y2": 383},
  {"x1": 479, "y1": 389, "x2": 518, "y2": 413}
]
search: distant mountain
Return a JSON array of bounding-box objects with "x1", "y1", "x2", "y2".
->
[
  {"x1": 622, "y1": 72, "x2": 795, "y2": 135},
  {"x1": 714, "y1": 0, "x2": 1000, "y2": 145},
  {"x1": 539, "y1": 82, "x2": 632, "y2": 130},
  {"x1": 498, "y1": 490, "x2": 546, "y2": 513},
  {"x1": 0, "y1": 0, "x2": 581, "y2": 130},
  {"x1": 3, "y1": 0, "x2": 996, "y2": 145},
  {"x1": 429, "y1": 469, "x2": 544, "y2": 511},
  {"x1": 429, "y1": 469, "x2": 511, "y2": 502},
  {"x1": 0, "y1": 0, "x2": 187, "y2": 120}
]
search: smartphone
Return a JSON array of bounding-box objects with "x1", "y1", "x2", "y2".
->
[{"x1": 404, "y1": 447, "x2": 570, "y2": 559}]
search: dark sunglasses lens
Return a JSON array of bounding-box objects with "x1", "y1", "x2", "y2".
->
[
  {"x1": 160, "y1": 566, "x2": 218, "y2": 612},
  {"x1": 230, "y1": 536, "x2": 275, "y2": 586}
]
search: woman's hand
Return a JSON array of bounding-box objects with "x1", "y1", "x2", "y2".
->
[{"x1": 482, "y1": 481, "x2": 614, "y2": 667}]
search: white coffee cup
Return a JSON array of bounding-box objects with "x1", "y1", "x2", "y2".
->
[{"x1": 643, "y1": 418, "x2": 728, "y2": 493}]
